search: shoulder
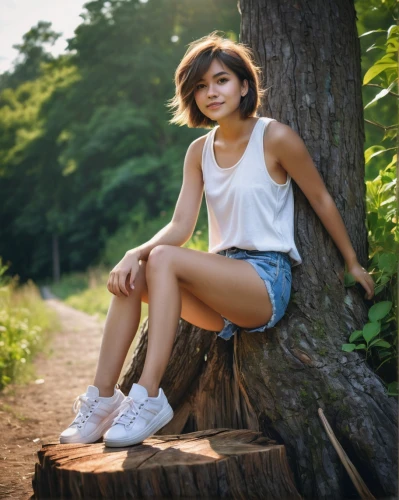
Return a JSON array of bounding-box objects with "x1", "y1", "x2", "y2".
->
[
  {"x1": 262, "y1": 119, "x2": 304, "y2": 159},
  {"x1": 185, "y1": 131, "x2": 213, "y2": 168},
  {"x1": 262, "y1": 118, "x2": 298, "y2": 142}
]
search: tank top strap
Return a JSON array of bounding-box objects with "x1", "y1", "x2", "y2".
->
[
  {"x1": 201, "y1": 128, "x2": 215, "y2": 177},
  {"x1": 254, "y1": 116, "x2": 277, "y2": 140},
  {"x1": 244, "y1": 116, "x2": 277, "y2": 175}
]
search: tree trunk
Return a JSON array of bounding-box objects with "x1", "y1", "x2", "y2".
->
[
  {"x1": 52, "y1": 233, "x2": 60, "y2": 283},
  {"x1": 123, "y1": 1, "x2": 397, "y2": 498},
  {"x1": 33, "y1": 429, "x2": 301, "y2": 499},
  {"x1": 236, "y1": 0, "x2": 398, "y2": 496},
  {"x1": 122, "y1": 311, "x2": 396, "y2": 498}
]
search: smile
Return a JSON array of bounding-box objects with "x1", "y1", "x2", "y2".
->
[{"x1": 207, "y1": 103, "x2": 223, "y2": 109}]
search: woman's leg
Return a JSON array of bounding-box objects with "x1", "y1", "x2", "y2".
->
[
  {"x1": 93, "y1": 259, "x2": 227, "y2": 397},
  {"x1": 92, "y1": 262, "x2": 146, "y2": 397},
  {"x1": 136, "y1": 245, "x2": 273, "y2": 398}
]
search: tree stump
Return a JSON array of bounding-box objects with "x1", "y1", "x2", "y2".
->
[{"x1": 32, "y1": 429, "x2": 302, "y2": 499}]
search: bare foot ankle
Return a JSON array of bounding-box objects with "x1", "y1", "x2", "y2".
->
[
  {"x1": 99, "y1": 390, "x2": 115, "y2": 398},
  {"x1": 137, "y1": 382, "x2": 159, "y2": 398},
  {"x1": 94, "y1": 384, "x2": 115, "y2": 398}
]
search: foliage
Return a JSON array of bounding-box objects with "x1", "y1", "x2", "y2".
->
[
  {"x1": 48, "y1": 265, "x2": 149, "y2": 322},
  {"x1": 343, "y1": 18, "x2": 398, "y2": 395},
  {"x1": 0, "y1": 21, "x2": 62, "y2": 91},
  {"x1": 0, "y1": 0, "x2": 239, "y2": 282},
  {"x1": 182, "y1": 228, "x2": 209, "y2": 253},
  {"x1": 355, "y1": 0, "x2": 398, "y2": 181},
  {"x1": 48, "y1": 270, "x2": 91, "y2": 300},
  {"x1": 342, "y1": 300, "x2": 397, "y2": 395},
  {"x1": 0, "y1": 258, "x2": 59, "y2": 390},
  {"x1": 64, "y1": 282, "x2": 127, "y2": 322}
]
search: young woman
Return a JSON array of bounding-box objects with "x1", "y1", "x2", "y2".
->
[{"x1": 60, "y1": 32, "x2": 374, "y2": 448}]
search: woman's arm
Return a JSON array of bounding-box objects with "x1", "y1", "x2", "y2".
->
[
  {"x1": 108, "y1": 138, "x2": 205, "y2": 297},
  {"x1": 307, "y1": 194, "x2": 374, "y2": 299},
  {"x1": 131, "y1": 136, "x2": 205, "y2": 262},
  {"x1": 267, "y1": 122, "x2": 375, "y2": 300},
  {"x1": 128, "y1": 221, "x2": 193, "y2": 262}
]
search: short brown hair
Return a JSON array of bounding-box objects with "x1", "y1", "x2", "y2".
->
[{"x1": 167, "y1": 31, "x2": 267, "y2": 129}]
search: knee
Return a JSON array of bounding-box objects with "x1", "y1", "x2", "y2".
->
[{"x1": 146, "y1": 245, "x2": 174, "y2": 274}]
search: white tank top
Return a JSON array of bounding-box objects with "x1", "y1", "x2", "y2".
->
[{"x1": 201, "y1": 116, "x2": 302, "y2": 267}]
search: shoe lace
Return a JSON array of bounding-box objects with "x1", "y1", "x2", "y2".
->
[
  {"x1": 112, "y1": 396, "x2": 147, "y2": 426},
  {"x1": 71, "y1": 394, "x2": 99, "y2": 428}
]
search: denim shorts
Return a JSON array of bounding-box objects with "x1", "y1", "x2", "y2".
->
[{"x1": 215, "y1": 247, "x2": 292, "y2": 341}]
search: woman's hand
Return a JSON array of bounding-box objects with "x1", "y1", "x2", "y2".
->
[
  {"x1": 347, "y1": 261, "x2": 375, "y2": 300},
  {"x1": 107, "y1": 251, "x2": 140, "y2": 297}
]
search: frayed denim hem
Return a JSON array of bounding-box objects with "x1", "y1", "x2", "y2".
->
[
  {"x1": 243, "y1": 261, "x2": 278, "y2": 331},
  {"x1": 257, "y1": 277, "x2": 277, "y2": 330},
  {"x1": 216, "y1": 316, "x2": 240, "y2": 341}
]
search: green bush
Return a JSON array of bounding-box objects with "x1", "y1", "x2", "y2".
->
[
  {"x1": 49, "y1": 271, "x2": 90, "y2": 300},
  {"x1": 343, "y1": 23, "x2": 398, "y2": 396},
  {"x1": 0, "y1": 258, "x2": 59, "y2": 390}
]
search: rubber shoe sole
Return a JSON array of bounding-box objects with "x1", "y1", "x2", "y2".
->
[
  {"x1": 104, "y1": 403, "x2": 174, "y2": 447},
  {"x1": 59, "y1": 406, "x2": 123, "y2": 444}
]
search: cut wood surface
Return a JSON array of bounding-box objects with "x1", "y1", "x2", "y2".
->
[{"x1": 33, "y1": 428, "x2": 302, "y2": 499}]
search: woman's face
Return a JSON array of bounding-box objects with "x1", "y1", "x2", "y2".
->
[{"x1": 193, "y1": 58, "x2": 248, "y2": 122}]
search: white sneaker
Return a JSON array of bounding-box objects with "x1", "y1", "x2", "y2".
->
[
  {"x1": 103, "y1": 383, "x2": 174, "y2": 447},
  {"x1": 59, "y1": 384, "x2": 125, "y2": 444}
]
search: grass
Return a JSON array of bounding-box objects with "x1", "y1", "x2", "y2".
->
[
  {"x1": 0, "y1": 262, "x2": 60, "y2": 390},
  {"x1": 48, "y1": 265, "x2": 149, "y2": 323}
]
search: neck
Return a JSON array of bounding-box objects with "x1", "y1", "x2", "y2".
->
[{"x1": 215, "y1": 113, "x2": 258, "y2": 143}]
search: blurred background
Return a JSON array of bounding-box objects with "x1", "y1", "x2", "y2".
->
[
  {"x1": 0, "y1": 0, "x2": 396, "y2": 390},
  {"x1": 0, "y1": 0, "x2": 242, "y2": 286}
]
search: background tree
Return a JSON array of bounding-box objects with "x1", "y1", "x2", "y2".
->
[
  {"x1": 0, "y1": 21, "x2": 61, "y2": 91},
  {"x1": 0, "y1": 0, "x2": 240, "y2": 281}
]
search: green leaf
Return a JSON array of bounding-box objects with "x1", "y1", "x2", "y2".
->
[
  {"x1": 387, "y1": 25, "x2": 399, "y2": 38},
  {"x1": 380, "y1": 195, "x2": 397, "y2": 206},
  {"x1": 363, "y1": 322, "x2": 381, "y2": 343},
  {"x1": 381, "y1": 174, "x2": 395, "y2": 183},
  {"x1": 374, "y1": 280, "x2": 390, "y2": 296},
  {"x1": 378, "y1": 253, "x2": 397, "y2": 274},
  {"x1": 363, "y1": 63, "x2": 397, "y2": 85},
  {"x1": 364, "y1": 145, "x2": 386, "y2": 164},
  {"x1": 355, "y1": 344, "x2": 367, "y2": 350},
  {"x1": 376, "y1": 274, "x2": 391, "y2": 286},
  {"x1": 364, "y1": 81, "x2": 397, "y2": 109},
  {"x1": 359, "y1": 29, "x2": 387, "y2": 38},
  {"x1": 387, "y1": 381, "x2": 398, "y2": 396},
  {"x1": 349, "y1": 330, "x2": 364, "y2": 342},
  {"x1": 342, "y1": 344, "x2": 357, "y2": 352},
  {"x1": 369, "y1": 301, "x2": 393, "y2": 322},
  {"x1": 369, "y1": 339, "x2": 391, "y2": 348},
  {"x1": 366, "y1": 44, "x2": 389, "y2": 53}
]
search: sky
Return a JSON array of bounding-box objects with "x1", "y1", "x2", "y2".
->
[{"x1": 0, "y1": 0, "x2": 89, "y2": 74}]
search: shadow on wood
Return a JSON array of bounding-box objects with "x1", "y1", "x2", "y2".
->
[{"x1": 32, "y1": 429, "x2": 302, "y2": 499}]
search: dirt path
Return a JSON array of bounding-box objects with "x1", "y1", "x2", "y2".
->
[{"x1": 0, "y1": 290, "x2": 127, "y2": 499}]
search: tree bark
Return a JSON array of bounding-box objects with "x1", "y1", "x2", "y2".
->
[{"x1": 123, "y1": 1, "x2": 397, "y2": 498}]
